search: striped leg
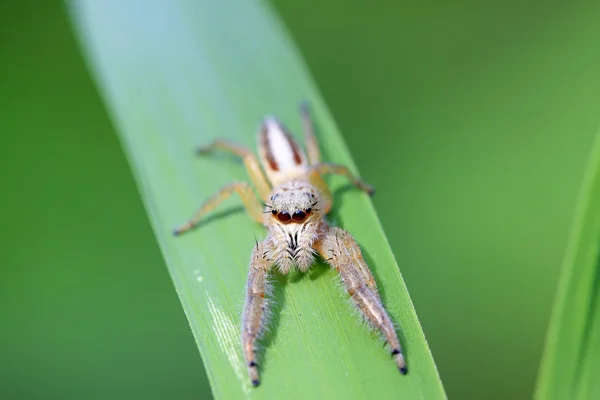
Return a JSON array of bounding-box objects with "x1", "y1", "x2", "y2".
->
[{"x1": 241, "y1": 240, "x2": 274, "y2": 386}]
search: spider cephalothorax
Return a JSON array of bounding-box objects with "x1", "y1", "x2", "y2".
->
[
  {"x1": 264, "y1": 180, "x2": 322, "y2": 273},
  {"x1": 173, "y1": 104, "x2": 407, "y2": 387}
]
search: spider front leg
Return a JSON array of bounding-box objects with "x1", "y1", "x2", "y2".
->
[
  {"x1": 242, "y1": 239, "x2": 274, "y2": 387},
  {"x1": 173, "y1": 182, "x2": 263, "y2": 236},
  {"x1": 325, "y1": 227, "x2": 380, "y2": 297},
  {"x1": 315, "y1": 225, "x2": 407, "y2": 375}
]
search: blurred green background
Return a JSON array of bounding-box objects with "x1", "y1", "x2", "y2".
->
[{"x1": 2, "y1": 1, "x2": 600, "y2": 399}]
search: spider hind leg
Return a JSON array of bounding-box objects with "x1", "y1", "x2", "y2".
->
[{"x1": 172, "y1": 181, "x2": 264, "y2": 236}]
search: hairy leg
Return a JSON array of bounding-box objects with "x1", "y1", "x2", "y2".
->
[
  {"x1": 310, "y1": 162, "x2": 375, "y2": 196},
  {"x1": 324, "y1": 226, "x2": 379, "y2": 296},
  {"x1": 307, "y1": 169, "x2": 333, "y2": 214},
  {"x1": 172, "y1": 182, "x2": 264, "y2": 236},
  {"x1": 299, "y1": 102, "x2": 320, "y2": 165},
  {"x1": 315, "y1": 225, "x2": 407, "y2": 374},
  {"x1": 197, "y1": 139, "x2": 272, "y2": 198},
  {"x1": 241, "y1": 239, "x2": 274, "y2": 387}
]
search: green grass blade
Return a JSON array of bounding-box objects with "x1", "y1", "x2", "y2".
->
[
  {"x1": 535, "y1": 127, "x2": 600, "y2": 400},
  {"x1": 68, "y1": 1, "x2": 445, "y2": 398}
]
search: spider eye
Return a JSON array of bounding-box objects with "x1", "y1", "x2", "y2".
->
[
  {"x1": 305, "y1": 208, "x2": 312, "y2": 214},
  {"x1": 292, "y1": 210, "x2": 306, "y2": 222},
  {"x1": 277, "y1": 211, "x2": 291, "y2": 222},
  {"x1": 271, "y1": 210, "x2": 277, "y2": 215}
]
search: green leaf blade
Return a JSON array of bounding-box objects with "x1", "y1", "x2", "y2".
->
[
  {"x1": 535, "y1": 128, "x2": 600, "y2": 400},
  {"x1": 69, "y1": 1, "x2": 445, "y2": 398}
]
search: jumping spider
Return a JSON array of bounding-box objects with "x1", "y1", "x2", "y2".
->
[{"x1": 173, "y1": 104, "x2": 407, "y2": 387}]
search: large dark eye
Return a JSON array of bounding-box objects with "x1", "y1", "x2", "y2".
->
[
  {"x1": 305, "y1": 208, "x2": 312, "y2": 214},
  {"x1": 277, "y1": 211, "x2": 291, "y2": 222},
  {"x1": 271, "y1": 210, "x2": 277, "y2": 215},
  {"x1": 292, "y1": 210, "x2": 306, "y2": 222}
]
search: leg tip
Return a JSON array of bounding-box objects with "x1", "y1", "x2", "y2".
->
[
  {"x1": 252, "y1": 379, "x2": 260, "y2": 387},
  {"x1": 195, "y1": 144, "x2": 211, "y2": 155},
  {"x1": 368, "y1": 187, "x2": 376, "y2": 197},
  {"x1": 172, "y1": 229, "x2": 181, "y2": 237},
  {"x1": 300, "y1": 100, "x2": 310, "y2": 113},
  {"x1": 391, "y1": 348, "x2": 407, "y2": 375}
]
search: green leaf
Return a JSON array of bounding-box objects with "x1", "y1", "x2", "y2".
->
[
  {"x1": 68, "y1": 1, "x2": 445, "y2": 398},
  {"x1": 535, "y1": 127, "x2": 600, "y2": 400}
]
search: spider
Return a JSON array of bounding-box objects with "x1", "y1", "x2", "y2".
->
[{"x1": 173, "y1": 103, "x2": 407, "y2": 387}]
